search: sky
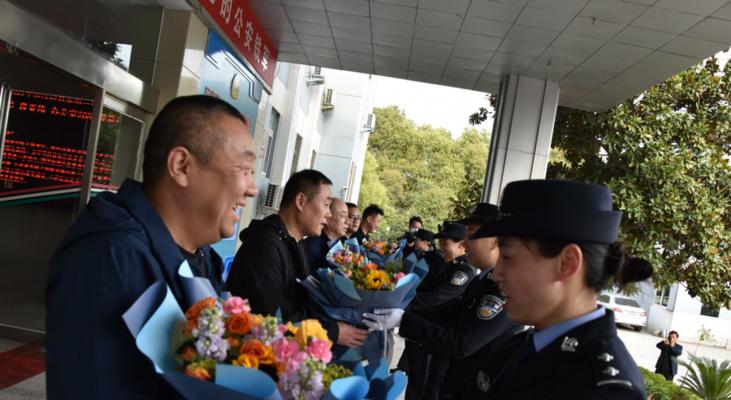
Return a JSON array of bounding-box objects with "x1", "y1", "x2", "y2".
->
[{"x1": 372, "y1": 75, "x2": 493, "y2": 138}]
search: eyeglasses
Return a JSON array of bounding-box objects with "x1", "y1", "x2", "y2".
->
[{"x1": 348, "y1": 215, "x2": 361, "y2": 221}]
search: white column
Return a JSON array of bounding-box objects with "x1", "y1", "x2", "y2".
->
[{"x1": 482, "y1": 74, "x2": 560, "y2": 204}]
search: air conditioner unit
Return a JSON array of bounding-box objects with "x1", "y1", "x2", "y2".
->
[
  {"x1": 306, "y1": 66, "x2": 325, "y2": 86},
  {"x1": 340, "y1": 186, "x2": 348, "y2": 199},
  {"x1": 263, "y1": 183, "x2": 283, "y2": 210},
  {"x1": 363, "y1": 113, "x2": 376, "y2": 132},
  {"x1": 321, "y1": 88, "x2": 335, "y2": 111}
]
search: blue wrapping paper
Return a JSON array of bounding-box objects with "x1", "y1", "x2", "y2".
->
[
  {"x1": 123, "y1": 260, "x2": 405, "y2": 399},
  {"x1": 299, "y1": 254, "x2": 426, "y2": 362}
]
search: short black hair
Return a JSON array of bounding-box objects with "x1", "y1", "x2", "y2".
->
[
  {"x1": 346, "y1": 202, "x2": 358, "y2": 209},
  {"x1": 143, "y1": 95, "x2": 247, "y2": 186},
  {"x1": 669, "y1": 330, "x2": 679, "y2": 338},
  {"x1": 280, "y1": 169, "x2": 332, "y2": 209},
  {"x1": 409, "y1": 216, "x2": 423, "y2": 226},
  {"x1": 362, "y1": 204, "x2": 384, "y2": 220}
]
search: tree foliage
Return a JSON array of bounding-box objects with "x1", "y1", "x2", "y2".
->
[
  {"x1": 358, "y1": 106, "x2": 489, "y2": 234},
  {"x1": 470, "y1": 57, "x2": 731, "y2": 307}
]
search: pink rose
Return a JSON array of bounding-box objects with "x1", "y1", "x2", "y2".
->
[
  {"x1": 223, "y1": 297, "x2": 250, "y2": 315},
  {"x1": 272, "y1": 338, "x2": 299, "y2": 363},
  {"x1": 394, "y1": 272, "x2": 406, "y2": 282},
  {"x1": 306, "y1": 338, "x2": 332, "y2": 363}
]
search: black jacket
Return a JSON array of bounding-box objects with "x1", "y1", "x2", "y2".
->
[
  {"x1": 303, "y1": 232, "x2": 341, "y2": 270},
  {"x1": 655, "y1": 341, "x2": 683, "y2": 377},
  {"x1": 479, "y1": 309, "x2": 647, "y2": 400},
  {"x1": 226, "y1": 214, "x2": 338, "y2": 341},
  {"x1": 399, "y1": 269, "x2": 522, "y2": 400}
]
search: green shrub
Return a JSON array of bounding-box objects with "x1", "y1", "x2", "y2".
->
[
  {"x1": 680, "y1": 355, "x2": 731, "y2": 400},
  {"x1": 641, "y1": 367, "x2": 700, "y2": 400}
]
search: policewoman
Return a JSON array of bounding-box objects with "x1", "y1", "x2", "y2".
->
[
  {"x1": 364, "y1": 204, "x2": 522, "y2": 399},
  {"x1": 474, "y1": 179, "x2": 652, "y2": 399},
  {"x1": 395, "y1": 221, "x2": 478, "y2": 399}
]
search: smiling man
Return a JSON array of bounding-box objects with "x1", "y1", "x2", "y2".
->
[
  {"x1": 226, "y1": 169, "x2": 368, "y2": 348},
  {"x1": 46, "y1": 95, "x2": 258, "y2": 398}
]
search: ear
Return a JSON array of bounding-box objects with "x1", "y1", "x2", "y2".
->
[
  {"x1": 167, "y1": 146, "x2": 194, "y2": 187},
  {"x1": 489, "y1": 237, "x2": 499, "y2": 250},
  {"x1": 294, "y1": 192, "x2": 307, "y2": 212},
  {"x1": 557, "y1": 243, "x2": 583, "y2": 281}
]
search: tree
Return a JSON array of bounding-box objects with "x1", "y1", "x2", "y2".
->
[
  {"x1": 360, "y1": 106, "x2": 490, "y2": 234},
  {"x1": 470, "y1": 57, "x2": 731, "y2": 307}
]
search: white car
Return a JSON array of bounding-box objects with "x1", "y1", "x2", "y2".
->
[{"x1": 598, "y1": 294, "x2": 647, "y2": 331}]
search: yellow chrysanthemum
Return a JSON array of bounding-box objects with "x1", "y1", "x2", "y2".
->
[{"x1": 295, "y1": 319, "x2": 331, "y2": 347}]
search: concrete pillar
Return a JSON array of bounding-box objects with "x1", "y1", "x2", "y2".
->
[
  {"x1": 128, "y1": 6, "x2": 165, "y2": 85},
  {"x1": 482, "y1": 74, "x2": 560, "y2": 204}
]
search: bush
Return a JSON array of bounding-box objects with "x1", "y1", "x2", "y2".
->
[
  {"x1": 641, "y1": 367, "x2": 700, "y2": 400},
  {"x1": 680, "y1": 355, "x2": 731, "y2": 400}
]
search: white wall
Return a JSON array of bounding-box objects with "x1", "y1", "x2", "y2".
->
[{"x1": 314, "y1": 68, "x2": 373, "y2": 202}]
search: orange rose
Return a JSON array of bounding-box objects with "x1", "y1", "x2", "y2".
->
[
  {"x1": 226, "y1": 313, "x2": 253, "y2": 335},
  {"x1": 185, "y1": 364, "x2": 212, "y2": 381},
  {"x1": 228, "y1": 336, "x2": 242, "y2": 350},
  {"x1": 180, "y1": 345, "x2": 197, "y2": 362},
  {"x1": 185, "y1": 297, "x2": 217, "y2": 321},
  {"x1": 233, "y1": 353, "x2": 259, "y2": 369},
  {"x1": 365, "y1": 263, "x2": 378, "y2": 271},
  {"x1": 240, "y1": 339, "x2": 267, "y2": 358}
]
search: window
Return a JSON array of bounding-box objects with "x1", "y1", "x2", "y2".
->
[
  {"x1": 655, "y1": 286, "x2": 670, "y2": 307},
  {"x1": 598, "y1": 295, "x2": 610, "y2": 303},
  {"x1": 700, "y1": 303, "x2": 720, "y2": 318},
  {"x1": 290, "y1": 134, "x2": 302, "y2": 177},
  {"x1": 615, "y1": 298, "x2": 641, "y2": 308},
  {"x1": 262, "y1": 108, "x2": 280, "y2": 178}
]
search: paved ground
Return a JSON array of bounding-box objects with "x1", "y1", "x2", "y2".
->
[{"x1": 2, "y1": 326, "x2": 730, "y2": 399}]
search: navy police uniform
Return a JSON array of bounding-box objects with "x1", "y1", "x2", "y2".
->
[
  {"x1": 475, "y1": 309, "x2": 645, "y2": 399},
  {"x1": 464, "y1": 179, "x2": 651, "y2": 400},
  {"x1": 399, "y1": 242, "x2": 477, "y2": 400},
  {"x1": 398, "y1": 269, "x2": 522, "y2": 399}
]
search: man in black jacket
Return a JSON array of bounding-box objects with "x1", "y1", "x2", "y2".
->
[
  {"x1": 303, "y1": 197, "x2": 349, "y2": 269},
  {"x1": 655, "y1": 330, "x2": 683, "y2": 381},
  {"x1": 226, "y1": 169, "x2": 367, "y2": 348},
  {"x1": 351, "y1": 204, "x2": 383, "y2": 244}
]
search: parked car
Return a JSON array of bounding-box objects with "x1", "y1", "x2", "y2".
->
[{"x1": 598, "y1": 294, "x2": 647, "y2": 331}]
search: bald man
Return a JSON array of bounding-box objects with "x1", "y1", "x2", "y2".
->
[{"x1": 303, "y1": 198, "x2": 349, "y2": 269}]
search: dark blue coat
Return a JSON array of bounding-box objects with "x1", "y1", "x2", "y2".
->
[
  {"x1": 478, "y1": 309, "x2": 647, "y2": 399},
  {"x1": 46, "y1": 179, "x2": 224, "y2": 399}
]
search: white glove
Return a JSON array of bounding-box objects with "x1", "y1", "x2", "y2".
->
[{"x1": 362, "y1": 308, "x2": 404, "y2": 331}]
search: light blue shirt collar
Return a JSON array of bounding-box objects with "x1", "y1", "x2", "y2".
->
[{"x1": 532, "y1": 306, "x2": 606, "y2": 352}]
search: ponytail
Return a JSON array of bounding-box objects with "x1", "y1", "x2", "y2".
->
[{"x1": 531, "y1": 239, "x2": 653, "y2": 291}]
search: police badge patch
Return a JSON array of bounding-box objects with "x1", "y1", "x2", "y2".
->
[
  {"x1": 477, "y1": 295, "x2": 505, "y2": 320},
  {"x1": 450, "y1": 271, "x2": 469, "y2": 286}
]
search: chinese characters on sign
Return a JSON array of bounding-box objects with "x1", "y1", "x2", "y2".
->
[
  {"x1": 0, "y1": 90, "x2": 119, "y2": 199},
  {"x1": 199, "y1": 0, "x2": 278, "y2": 88}
]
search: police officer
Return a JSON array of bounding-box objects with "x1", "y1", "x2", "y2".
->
[
  {"x1": 364, "y1": 206, "x2": 522, "y2": 399},
  {"x1": 382, "y1": 221, "x2": 478, "y2": 399},
  {"x1": 468, "y1": 180, "x2": 653, "y2": 399},
  {"x1": 403, "y1": 228, "x2": 434, "y2": 259}
]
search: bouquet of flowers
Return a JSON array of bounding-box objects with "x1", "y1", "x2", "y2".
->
[
  {"x1": 123, "y1": 261, "x2": 406, "y2": 400},
  {"x1": 179, "y1": 296, "x2": 349, "y2": 399},
  {"x1": 301, "y1": 241, "x2": 427, "y2": 362},
  {"x1": 361, "y1": 239, "x2": 406, "y2": 268},
  {"x1": 327, "y1": 243, "x2": 405, "y2": 291}
]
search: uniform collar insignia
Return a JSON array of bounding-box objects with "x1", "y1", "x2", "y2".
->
[
  {"x1": 560, "y1": 336, "x2": 579, "y2": 352},
  {"x1": 598, "y1": 353, "x2": 614, "y2": 362}
]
